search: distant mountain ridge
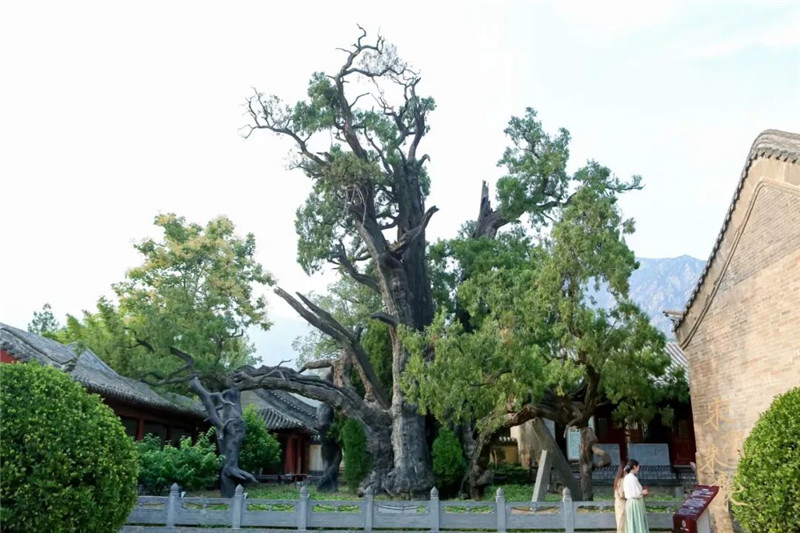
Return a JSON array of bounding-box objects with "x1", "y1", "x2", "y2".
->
[{"x1": 591, "y1": 255, "x2": 706, "y2": 339}]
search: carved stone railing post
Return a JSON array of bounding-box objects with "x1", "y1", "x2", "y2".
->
[
  {"x1": 496, "y1": 487, "x2": 506, "y2": 533},
  {"x1": 430, "y1": 487, "x2": 440, "y2": 532},
  {"x1": 166, "y1": 483, "x2": 180, "y2": 527},
  {"x1": 364, "y1": 486, "x2": 374, "y2": 531},
  {"x1": 298, "y1": 484, "x2": 309, "y2": 532},
  {"x1": 563, "y1": 487, "x2": 575, "y2": 533},
  {"x1": 231, "y1": 485, "x2": 244, "y2": 529}
]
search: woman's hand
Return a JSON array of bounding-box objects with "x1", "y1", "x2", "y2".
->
[{"x1": 642, "y1": 487, "x2": 650, "y2": 496}]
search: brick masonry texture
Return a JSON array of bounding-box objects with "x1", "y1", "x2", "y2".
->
[{"x1": 677, "y1": 145, "x2": 800, "y2": 532}]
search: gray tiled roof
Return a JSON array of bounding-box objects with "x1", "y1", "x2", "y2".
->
[
  {"x1": 675, "y1": 129, "x2": 800, "y2": 330},
  {"x1": 0, "y1": 323, "x2": 204, "y2": 419},
  {"x1": 665, "y1": 342, "x2": 688, "y2": 379},
  {"x1": 242, "y1": 389, "x2": 318, "y2": 434}
]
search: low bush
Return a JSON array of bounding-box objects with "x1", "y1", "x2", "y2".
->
[{"x1": 136, "y1": 431, "x2": 221, "y2": 494}]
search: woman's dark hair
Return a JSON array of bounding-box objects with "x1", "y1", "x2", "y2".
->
[
  {"x1": 614, "y1": 464, "x2": 626, "y2": 489},
  {"x1": 624, "y1": 459, "x2": 640, "y2": 474}
]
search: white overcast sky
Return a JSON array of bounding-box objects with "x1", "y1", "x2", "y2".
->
[{"x1": 1, "y1": 1, "x2": 798, "y2": 365}]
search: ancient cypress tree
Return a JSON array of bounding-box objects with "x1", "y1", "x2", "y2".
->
[{"x1": 240, "y1": 28, "x2": 437, "y2": 496}]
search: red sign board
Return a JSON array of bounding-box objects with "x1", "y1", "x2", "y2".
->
[{"x1": 673, "y1": 485, "x2": 719, "y2": 533}]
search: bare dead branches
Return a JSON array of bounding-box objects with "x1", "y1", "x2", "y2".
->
[
  {"x1": 331, "y1": 242, "x2": 380, "y2": 293},
  {"x1": 387, "y1": 205, "x2": 439, "y2": 256},
  {"x1": 230, "y1": 362, "x2": 391, "y2": 428},
  {"x1": 301, "y1": 353, "x2": 354, "y2": 390},
  {"x1": 242, "y1": 91, "x2": 326, "y2": 167},
  {"x1": 370, "y1": 311, "x2": 398, "y2": 328},
  {"x1": 473, "y1": 181, "x2": 511, "y2": 239},
  {"x1": 274, "y1": 287, "x2": 390, "y2": 410},
  {"x1": 190, "y1": 376, "x2": 226, "y2": 428}
]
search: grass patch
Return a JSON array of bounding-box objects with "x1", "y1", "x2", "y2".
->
[
  {"x1": 311, "y1": 503, "x2": 361, "y2": 513},
  {"x1": 190, "y1": 483, "x2": 683, "y2": 503},
  {"x1": 182, "y1": 502, "x2": 228, "y2": 511},
  {"x1": 443, "y1": 505, "x2": 493, "y2": 514},
  {"x1": 246, "y1": 502, "x2": 295, "y2": 512}
]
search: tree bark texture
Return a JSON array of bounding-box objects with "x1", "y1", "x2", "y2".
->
[
  {"x1": 579, "y1": 426, "x2": 596, "y2": 501},
  {"x1": 315, "y1": 403, "x2": 342, "y2": 493}
]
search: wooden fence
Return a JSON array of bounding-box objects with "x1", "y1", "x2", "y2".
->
[{"x1": 122, "y1": 483, "x2": 680, "y2": 532}]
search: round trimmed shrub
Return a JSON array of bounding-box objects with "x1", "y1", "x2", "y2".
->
[
  {"x1": 732, "y1": 387, "x2": 800, "y2": 533},
  {"x1": 432, "y1": 428, "x2": 466, "y2": 495},
  {"x1": 0, "y1": 362, "x2": 139, "y2": 533}
]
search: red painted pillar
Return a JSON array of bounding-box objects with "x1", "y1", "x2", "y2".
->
[
  {"x1": 136, "y1": 418, "x2": 144, "y2": 441},
  {"x1": 296, "y1": 437, "x2": 302, "y2": 475},
  {"x1": 285, "y1": 437, "x2": 296, "y2": 474}
]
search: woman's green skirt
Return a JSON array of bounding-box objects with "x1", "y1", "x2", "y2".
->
[{"x1": 625, "y1": 497, "x2": 650, "y2": 533}]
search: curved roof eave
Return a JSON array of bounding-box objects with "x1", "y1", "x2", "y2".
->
[{"x1": 674, "y1": 129, "x2": 800, "y2": 340}]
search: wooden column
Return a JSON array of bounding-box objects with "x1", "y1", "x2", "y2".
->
[{"x1": 286, "y1": 436, "x2": 296, "y2": 474}]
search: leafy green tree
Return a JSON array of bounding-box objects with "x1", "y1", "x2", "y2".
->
[
  {"x1": 56, "y1": 297, "x2": 159, "y2": 380},
  {"x1": 27, "y1": 303, "x2": 61, "y2": 339},
  {"x1": 403, "y1": 112, "x2": 686, "y2": 499},
  {"x1": 0, "y1": 363, "x2": 138, "y2": 532},
  {"x1": 116, "y1": 213, "x2": 272, "y2": 374},
  {"x1": 732, "y1": 387, "x2": 800, "y2": 532},
  {"x1": 63, "y1": 213, "x2": 274, "y2": 497},
  {"x1": 239, "y1": 406, "x2": 282, "y2": 474}
]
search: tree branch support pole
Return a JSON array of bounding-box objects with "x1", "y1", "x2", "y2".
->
[{"x1": 532, "y1": 418, "x2": 581, "y2": 497}]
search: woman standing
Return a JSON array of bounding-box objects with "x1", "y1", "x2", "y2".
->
[
  {"x1": 623, "y1": 459, "x2": 650, "y2": 533},
  {"x1": 613, "y1": 464, "x2": 627, "y2": 533}
]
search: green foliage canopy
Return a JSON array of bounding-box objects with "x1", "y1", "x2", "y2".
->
[
  {"x1": 27, "y1": 303, "x2": 61, "y2": 340},
  {"x1": 57, "y1": 214, "x2": 274, "y2": 387},
  {"x1": 0, "y1": 363, "x2": 139, "y2": 533},
  {"x1": 405, "y1": 111, "x2": 684, "y2": 438}
]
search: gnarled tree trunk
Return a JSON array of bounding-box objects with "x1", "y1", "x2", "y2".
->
[
  {"x1": 315, "y1": 402, "x2": 342, "y2": 493},
  {"x1": 190, "y1": 378, "x2": 257, "y2": 498}
]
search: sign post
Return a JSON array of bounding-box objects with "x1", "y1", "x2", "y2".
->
[{"x1": 672, "y1": 485, "x2": 719, "y2": 533}]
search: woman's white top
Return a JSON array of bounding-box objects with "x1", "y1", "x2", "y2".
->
[{"x1": 623, "y1": 472, "x2": 644, "y2": 499}]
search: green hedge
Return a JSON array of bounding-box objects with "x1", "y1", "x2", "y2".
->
[
  {"x1": 0, "y1": 363, "x2": 139, "y2": 533},
  {"x1": 732, "y1": 387, "x2": 800, "y2": 533}
]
